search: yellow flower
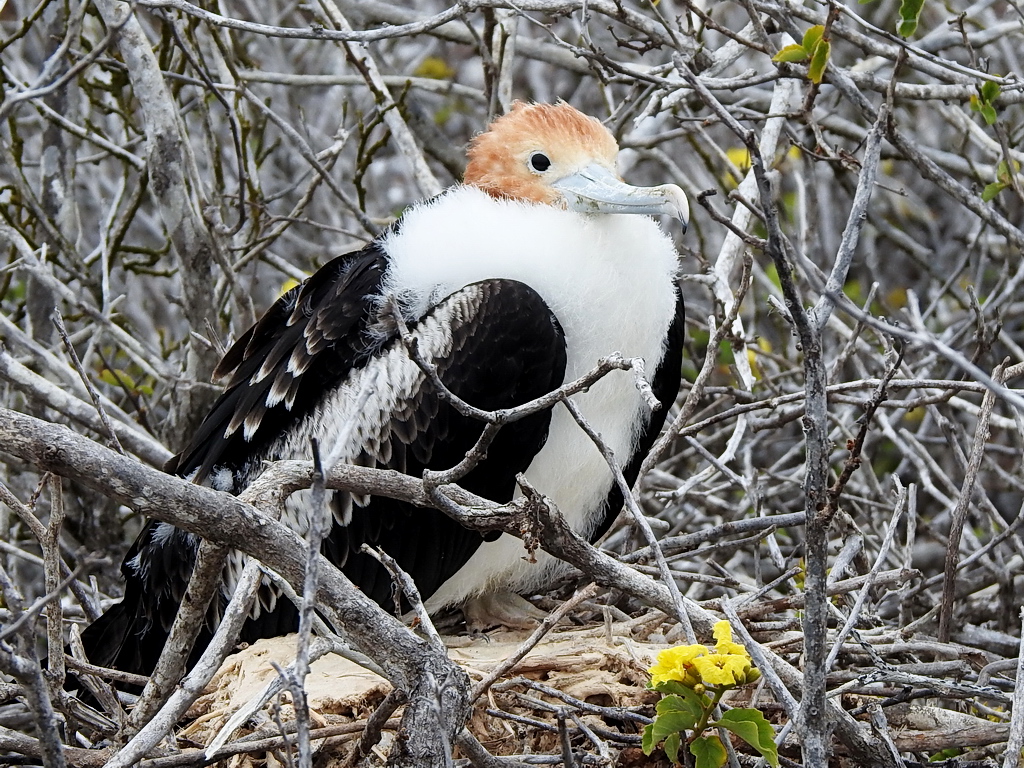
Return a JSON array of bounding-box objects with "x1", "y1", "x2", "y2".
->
[
  {"x1": 717, "y1": 640, "x2": 750, "y2": 657},
  {"x1": 713, "y1": 621, "x2": 752, "y2": 660},
  {"x1": 648, "y1": 644, "x2": 706, "y2": 686},
  {"x1": 650, "y1": 622, "x2": 761, "y2": 689},
  {"x1": 712, "y1": 620, "x2": 734, "y2": 646},
  {"x1": 726, "y1": 147, "x2": 751, "y2": 173},
  {"x1": 692, "y1": 653, "x2": 751, "y2": 687}
]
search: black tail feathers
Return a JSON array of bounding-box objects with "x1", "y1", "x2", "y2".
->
[{"x1": 78, "y1": 599, "x2": 161, "y2": 683}]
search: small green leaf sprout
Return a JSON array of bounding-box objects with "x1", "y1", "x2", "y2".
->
[{"x1": 771, "y1": 25, "x2": 831, "y2": 84}]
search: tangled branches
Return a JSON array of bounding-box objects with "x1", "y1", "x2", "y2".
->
[{"x1": 2, "y1": 0, "x2": 1024, "y2": 765}]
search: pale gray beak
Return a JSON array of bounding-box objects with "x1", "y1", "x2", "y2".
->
[{"x1": 552, "y1": 164, "x2": 689, "y2": 231}]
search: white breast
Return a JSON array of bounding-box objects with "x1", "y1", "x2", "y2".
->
[{"x1": 382, "y1": 187, "x2": 680, "y2": 608}]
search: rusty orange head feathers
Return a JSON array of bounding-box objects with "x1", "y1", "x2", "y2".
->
[
  {"x1": 464, "y1": 102, "x2": 618, "y2": 205},
  {"x1": 463, "y1": 102, "x2": 688, "y2": 226}
]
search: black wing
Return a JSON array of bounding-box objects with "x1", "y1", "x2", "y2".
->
[
  {"x1": 82, "y1": 244, "x2": 567, "y2": 675},
  {"x1": 166, "y1": 242, "x2": 391, "y2": 483}
]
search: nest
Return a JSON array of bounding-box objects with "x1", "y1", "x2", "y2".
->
[{"x1": 178, "y1": 621, "x2": 671, "y2": 766}]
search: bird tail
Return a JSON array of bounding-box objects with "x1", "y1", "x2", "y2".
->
[{"x1": 77, "y1": 599, "x2": 158, "y2": 684}]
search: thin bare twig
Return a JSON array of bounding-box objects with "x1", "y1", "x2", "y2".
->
[{"x1": 938, "y1": 359, "x2": 1009, "y2": 642}]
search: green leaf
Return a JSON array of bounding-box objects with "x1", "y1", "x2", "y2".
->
[
  {"x1": 801, "y1": 25, "x2": 825, "y2": 53},
  {"x1": 642, "y1": 722, "x2": 657, "y2": 755},
  {"x1": 655, "y1": 681, "x2": 709, "y2": 710},
  {"x1": 656, "y1": 693, "x2": 704, "y2": 725},
  {"x1": 715, "y1": 709, "x2": 779, "y2": 767},
  {"x1": 691, "y1": 734, "x2": 728, "y2": 768},
  {"x1": 980, "y1": 80, "x2": 1001, "y2": 103},
  {"x1": 996, "y1": 160, "x2": 1021, "y2": 182},
  {"x1": 897, "y1": 0, "x2": 926, "y2": 37},
  {"x1": 772, "y1": 44, "x2": 810, "y2": 63},
  {"x1": 664, "y1": 732, "x2": 682, "y2": 765},
  {"x1": 643, "y1": 694, "x2": 703, "y2": 755},
  {"x1": 807, "y1": 40, "x2": 831, "y2": 84},
  {"x1": 981, "y1": 103, "x2": 998, "y2": 125},
  {"x1": 982, "y1": 182, "x2": 1006, "y2": 202},
  {"x1": 654, "y1": 679, "x2": 687, "y2": 695}
]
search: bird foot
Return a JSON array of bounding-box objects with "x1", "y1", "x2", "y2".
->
[{"x1": 463, "y1": 592, "x2": 548, "y2": 632}]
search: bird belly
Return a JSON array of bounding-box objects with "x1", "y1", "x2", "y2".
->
[{"x1": 423, "y1": 266, "x2": 678, "y2": 609}]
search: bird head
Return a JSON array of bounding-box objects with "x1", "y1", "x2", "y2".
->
[{"x1": 464, "y1": 101, "x2": 688, "y2": 230}]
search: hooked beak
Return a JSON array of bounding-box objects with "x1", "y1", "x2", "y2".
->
[{"x1": 552, "y1": 164, "x2": 689, "y2": 231}]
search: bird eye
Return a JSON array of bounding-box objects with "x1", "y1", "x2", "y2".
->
[{"x1": 527, "y1": 152, "x2": 552, "y2": 173}]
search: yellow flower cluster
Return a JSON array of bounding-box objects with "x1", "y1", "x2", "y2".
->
[{"x1": 648, "y1": 621, "x2": 761, "y2": 688}]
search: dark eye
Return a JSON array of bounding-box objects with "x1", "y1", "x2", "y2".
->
[{"x1": 528, "y1": 152, "x2": 551, "y2": 173}]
